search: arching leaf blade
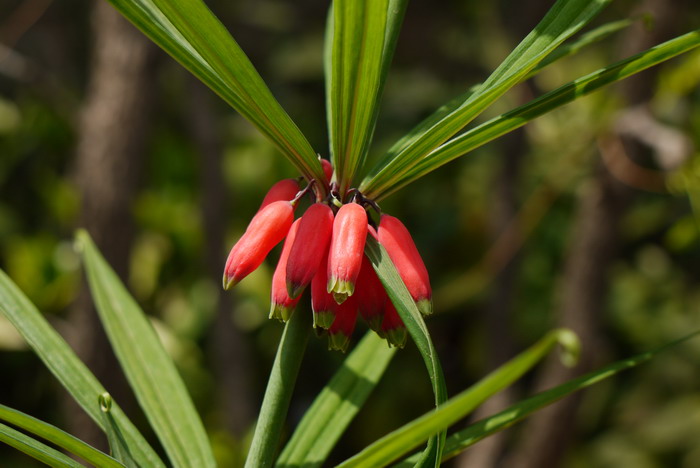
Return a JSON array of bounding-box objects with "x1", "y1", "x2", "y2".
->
[
  {"x1": 106, "y1": 0, "x2": 325, "y2": 184},
  {"x1": 378, "y1": 28, "x2": 700, "y2": 200},
  {"x1": 0, "y1": 270, "x2": 164, "y2": 468},
  {"x1": 77, "y1": 230, "x2": 216, "y2": 468}
]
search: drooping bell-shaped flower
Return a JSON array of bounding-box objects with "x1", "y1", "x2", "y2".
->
[
  {"x1": 223, "y1": 200, "x2": 295, "y2": 289},
  {"x1": 382, "y1": 301, "x2": 407, "y2": 348},
  {"x1": 259, "y1": 178, "x2": 301, "y2": 210},
  {"x1": 286, "y1": 203, "x2": 334, "y2": 299},
  {"x1": 355, "y1": 255, "x2": 387, "y2": 336},
  {"x1": 378, "y1": 214, "x2": 432, "y2": 315},
  {"x1": 327, "y1": 203, "x2": 367, "y2": 304},
  {"x1": 270, "y1": 219, "x2": 302, "y2": 322},
  {"x1": 327, "y1": 294, "x2": 358, "y2": 352}
]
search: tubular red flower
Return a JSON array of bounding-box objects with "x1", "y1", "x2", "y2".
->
[
  {"x1": 270, "y1": 219, "x2": 302, "y2": 322},
  {"x1": 321, "y1": 159, "x2": 333, "y2": 184},
  {"x1": 286, "y1": 203, "x2": 334, "y2": 299},
  {"x1": 311, "y1": 250, "x2": 335, "y2": 329},
  {"x1": 382, "y1": 301, "x2": 407, "y2": 348},
  {"x1": 327, "y1": 203, "x2": 368, "y2": 304},
  {"x1": 378, "y1": 214, "x2": 432, "y2": 315},
  {"x1": 223, "y1": 200, "x2": 295, "y2": 289},
  {"x1": 356, "y1": 255, "x2": 387, "y2": 336},
  {"x1": 259, "y1": 178, "x2": 301, "y2": 210},
  {"x1": 328, "y1": 294, "x2": 358, "y2": 352}
]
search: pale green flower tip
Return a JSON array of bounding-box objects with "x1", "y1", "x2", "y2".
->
[
  {"x1": 328, "y1": 278, "x2": 354, "y2": 304},
  {"x1": 416, "y1": 298, "x2": 433, "y2": 316},
  {"x1": 313, "y1": 310, "x2": 335, "y2": 329},
  {"x1": 385, "y1": 327, "x2": 407, "y2": 349},
  {"x1": 328, "y1": 332, "x2": 351, "y2": 353},
  {"x1": 269, "y1": 304, "x2": 294, "y2": 322}
]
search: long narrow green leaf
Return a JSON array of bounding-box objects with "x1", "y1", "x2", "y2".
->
[
  {"x1": 378, "y1": 18, "x2": 632, "y2": 170},
  {"x1": 105, "y1": 0, "x2": 325, "y2": 185},
  {"x1": 99, "y1": 394, "x2": 139, "y2": 468},
  {"x1": 528, "y1": 18, "x2": 632, "y2": 77},
  {"x1": 361, "y1": 0, "x2": 612, "y2": 199},
  {"x1": 396, "y1": 330, "x2": 700, "y2": 466},
  {"x1": 245, "y1": 307, "x2": 311, "y2": 468},
  {"x1": 365, "y1": 236, "x2": 448, "y2": 467},
  {"x1": 378, "y1": 28, "x2": 700, "y2": 200},
  {"x1": 276, "y1": 332, "x2": 396, "y2": 467},
  {"x1": 0, "y1": 422, "x2": 86, "y2": 468},
  {"x1": 328, "y1": 0, "x2": 390, "y2": 193},
  {"x1": 0, "y1": 270, "x2": 164, "y2": 468},
  {"x1": 0, "y1": 403, "x2": 124, "y2": 468},
  {"x1": 77, "y1": 230, "x2": 215, "y2": 468},
  {"x1": 337, "y1": 328, "x2": 579, "y2": 468}
]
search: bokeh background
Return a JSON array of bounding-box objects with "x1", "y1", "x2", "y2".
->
[{"x1": 2, "y1": 0, "x2": 700, "y2": 466}]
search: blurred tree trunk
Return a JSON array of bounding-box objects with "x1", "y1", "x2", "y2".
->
[
  {"x1": 65, "y1": 2, "x2": 154, "y2": 449},
  {"x1": 186, "y1": 76, "x2": 254, "y2": 436},
  {"x1": 504, "y1": 1, "x2": 680, "y2": 467}
]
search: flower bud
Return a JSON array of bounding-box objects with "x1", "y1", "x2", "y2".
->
[
  {"x1": 328, "y1": 294, "x2": 358, "y2": 352},
  {"x1": 382, "y1": 301, "x2": 407, "y2": 348},
  {"x1": 286, "y1": 203, "x2": 334, "y2": 299},
  {"x1": 269, "y1": 219, "x2": 302, "y2": 322},
  {"x1": 321, "y1": 159, "x2": 333, "y2": 184},
  {"x1": 356, "y1": 255, "x2": 387, "y2": 336},
  {"x1": 378, "y1": 214, "x2": 432, "y2": 315},
  {"x1": 327, "y1": 203, "x2": 368, "y2": 304},
  {"x1": 223, "y1": 200, "x2": 295, "y2": 290},
  {"x1": 311, "y1": 250, "x2": 335, "y2": 329},
  {"x1": 259, "y1": 178, "x2": 301, "y2": 210}
]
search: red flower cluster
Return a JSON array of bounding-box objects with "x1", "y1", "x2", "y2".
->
[{"x1": 223, "y1": 162, "x2": 432, "y2": 351}]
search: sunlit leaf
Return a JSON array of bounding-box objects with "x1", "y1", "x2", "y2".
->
[
  {"x1": 376, "y1": 17, "x2": 632, "y2": 173},
  {"x1": 327, "y1": 0, "x2": 390, "y2": 193},
  {"x1": 365, "y1": 236, "x2": 448, "y2": 467},
  {"x1": 0, "y1": 422, "x2": 87, "y2": 468},
  {"x1": 337, "y1": 329, "x2": 579, "y2": 467},
  {"x1": 106, "y1": 0, "x2": 325, "y2": 185},
  {"x1": 0, "y1": 404, "x2": 124, "y2": 468},
  {"x1": 99, "y1": 393, "x2": 139, "y2": 468},
  {"x1": 0, "y1": 270, "x2": 164, "y2": 468},
  {"x1": 277, "y1": 332, "x2": 396, "y2": 467},
  {"x1": 77, "y1": 230, "x2": 215, "y2": 468},
  {"x1": 245, "y1": 308, "x2": 311, "y2": 468},
  {"x1": 361, "y1": 0, "x2": 613, "y2": 199},
  {"x1": 396, "y1": 330, "x2": 700, "y2": 465},
  {"x1": 378, "y1": 28, "x2": 700, "y2": 200}
]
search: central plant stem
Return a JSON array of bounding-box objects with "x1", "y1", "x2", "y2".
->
[{"x1": 245, "y1": 308, "x2": 311, "y2": 468}]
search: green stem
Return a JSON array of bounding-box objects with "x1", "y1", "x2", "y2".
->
[{"x1": 245, "y1": 308, "x2": 311, "y2": 468}]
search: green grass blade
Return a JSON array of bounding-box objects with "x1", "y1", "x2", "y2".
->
[
  {"x1": 99, "y1": 394, "x2": 139, "y2": 468},
  {"x1": 337, "y1": 329, "x2": 579, "y2": 468},
  {"x1": 0, "y1": 270, "x2": 164, "y2": 468},
  {"x1": 245, "y1": 308, "x2": 311, "y2": 468},
  {"x1": 276, "y1": 332, "x2": 396, "y2": 467},
  {"x1": 396, "y1": 330, "x2": 700, "y2": 466},
  {"x1": 360, "y1": 0, "x2": 612, "y2": 199},
  {"x1": 0, "y1": 422, "x2": 86, "y2": 468},
  {"x1": 527, "y1": 18, "x2": 632, "y2": 77},
  {"x1": 377, "y1": 17, "x2": 631, "y2": 171},
  {"x1": 0, "y1": 404, "x2": 124, "y2": 468},
  {"x1": 76, "y1": 230, "x2": 215, "y2": 468},
  {"x1": 378, "y1": 28, "x2": 700, "y2": 200},
  {"x1": 105, "y1": 0, "x2": 325, "y2": 185},
  {"x1": 365, "y1": 236, "x2": 448, "y2": 467},
  {"x1": 327, "y1": 0, "x2": 390, "y2": 193}
]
